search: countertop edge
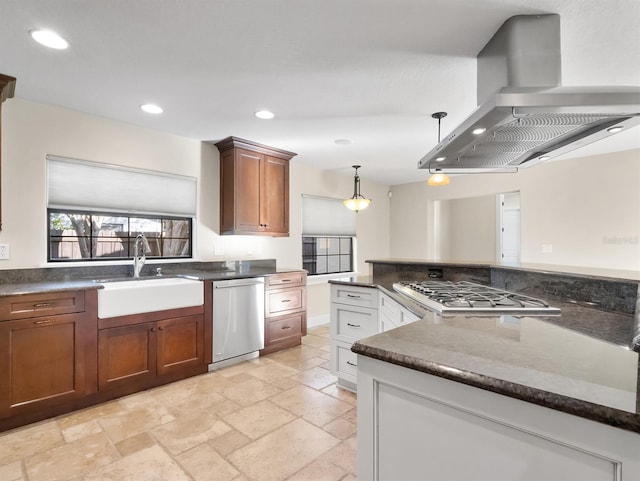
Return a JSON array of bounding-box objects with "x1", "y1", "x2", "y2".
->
[{"x1": 351, "y1": 340, "x2": 640, "y2": 434}]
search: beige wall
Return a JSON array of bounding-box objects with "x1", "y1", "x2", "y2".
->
[
  {"x1": 442, "y1": 195, "x2": 497, "y2": 262},
  {"x1": 1, "y1": 98, "x2": 391, "y2": 321},
  {"x1": 390, "y1": 149, "x2": 640, "y2": 272}
]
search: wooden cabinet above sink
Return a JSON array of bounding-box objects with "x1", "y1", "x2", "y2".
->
[{"x1": 215, "y1": 136, "x2": 296, "y2": 237}]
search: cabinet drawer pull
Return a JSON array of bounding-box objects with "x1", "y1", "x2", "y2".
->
[
  {"x1": 346, "y1": 294, "x2": 361, "y2": 299},
  {"x1": 346, "y1": 323, "x2": 360, "y2": 328},
  {"x1": 33, "y1": 302, "x2": 54, "y2": 308},
  {"x1": 280, "y1": 279, "x2": 292, "y2": 283},
  {"x1": 281, "y1": 299, "x2": 292, "y2": 303},
  {"x1": 281, "y1": 326, "x2": 292, "y2": 330},
  {"x1": 33, "y1": 319, "x2": 53, "y2": 325},
  {"x1": 346, "y1": 361, "x2": 358, "y2": 367}
]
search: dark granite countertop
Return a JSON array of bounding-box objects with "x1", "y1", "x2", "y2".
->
[
  {"x1": 351, "y1": 300, "x2": 640, "y2": 434},
  {"x1": 0, "y1": 267, "x2": 305, "y2": 297},
  {"x1": 0, "y1": 280, "x2": 103, "y2": 297}
]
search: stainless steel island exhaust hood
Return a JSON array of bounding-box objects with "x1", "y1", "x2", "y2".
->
[{"x1": 418, "y1": 14, "x2": 640, "y2": 174}]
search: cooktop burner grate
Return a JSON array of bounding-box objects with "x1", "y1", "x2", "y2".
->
[{"x1": 393, "y1": 281, "x2": 561, "y2": 314}]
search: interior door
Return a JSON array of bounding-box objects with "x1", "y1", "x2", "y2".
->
[{"x1": 499, "y1": 192, "x2": 521, "y2": 266}]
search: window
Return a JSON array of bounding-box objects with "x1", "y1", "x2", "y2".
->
[
  {"x1": 46, "y1": 155, "x2": 197, "y2": 263},
  {"x1": 301, "y1": 195, "x2": 356, "y2": 276},
  {"x1": 48, "y1": 209, "x2": 192, "y2": 261},
  {"x1": 303, "y1": 236, "x2": 353, "y2": 275}
]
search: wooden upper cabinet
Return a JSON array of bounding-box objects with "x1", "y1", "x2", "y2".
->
[
  {"x1": 0, "y1": 74, "x2": 17, "y2": 231},
  {"x1": 215, "y1": 136, "x2": 296, "y2": 236}
]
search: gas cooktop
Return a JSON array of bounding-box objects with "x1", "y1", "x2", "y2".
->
[{"x1": 393, "y1": 280, "x2": 561, "y2": 315}]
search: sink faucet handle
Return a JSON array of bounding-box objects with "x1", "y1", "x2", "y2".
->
[{"x1": 156, "y1": 267, "x2": 162, "y2": 276}]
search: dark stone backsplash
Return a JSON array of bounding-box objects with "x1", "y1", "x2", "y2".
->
[
  {"x1": 370, "y1": 262, "x2": 491, "y2": 290},
  {"x1": 0, "y1": 259, "x2": 277, "y2": 285}
]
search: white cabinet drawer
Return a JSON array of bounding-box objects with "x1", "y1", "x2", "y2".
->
[
  {"x1": 331, "y1": 303, "x2": 378, "y2": 343},
  {"x1": 330, "y1": 340, "x2": 358, "y2": 385},
  {"x1": 331, "y1": 284, "x2": 378, "y2": 308}
]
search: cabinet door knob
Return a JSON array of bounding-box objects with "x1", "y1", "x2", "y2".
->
[
  {"x1": 158, "y1": 326, "x2": 164, "y2": 331},
  {"x1": 150, "y1": 327, "x2": 157, "y2": 332}
]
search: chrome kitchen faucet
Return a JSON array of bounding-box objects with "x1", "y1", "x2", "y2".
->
[{"x1": 133, "y1": 234, "x2": 151, "y2": 278}]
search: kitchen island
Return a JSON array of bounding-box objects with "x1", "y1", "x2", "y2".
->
[{"x1": 348, "y1": 260, "x2": 640, "y2": 480}]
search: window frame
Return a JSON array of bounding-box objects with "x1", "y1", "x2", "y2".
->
[
  {"x1": 302, "y1": 235, "x2": 355, "y2": 277},
  {"x1": 47, "y1": 208, "x2": 193, "y2": 263}
]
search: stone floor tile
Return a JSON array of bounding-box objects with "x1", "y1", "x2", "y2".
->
[
  {"x1": 0, "y1": 420, "x2": 64, "y2": 465},
  {"x1": 321, "y1": 384, "x2": 357, "y2": 405},
  {"x1": 60, "y1": 418, "x2": 103, "y2": 442},
  {"x1": 316, "y1": 436, "x2": 357, "y2": 475},
  {"x1": 56, "y1": 400, "x2": 124, "y2": 430},
  {"x1": 287, "y1": 458, "x2": 347, "y2": 481},
  {"x1": 266, "y1": 374, "x2": 302, "y2": 391},
  {"x1": 0, "y1": 460, "x2": 25, "y2": 481},
  {"x1": 151, "y1": 411, "x2": 232, "y2": 455},
  {"x1": 166, "y1": 389, "x2": 228, "y2": 417},
  {"x1": 98, "y1": 401, "x2": 175, "y2": 443},
  {"x1": 290, "y1": 366, "x2": 337, "y2": 390},
  {"x1": 221, "y1": 377, "x2": 282, "y2": 406},
  {"x1": 114, "y1": 432, "x2": 156, "y2": 457},
  {"x1": 270, "y1": 385, "x2": 353, "y2": 427},
  {"x1": 83, "y1": 444, "x2": 190, "y2": 481},
  {"x1": 208, "y1": 429, "x2": 252, "y2": 457},
  {"x1": 302, "y1": 334, "x2": 330, "y2": 349},
  {"x1": 278, "y1": 356, "x2": 327, "y2": 371},
  {"x1": 248, "y1": 362, "x2": 300, "y2": 384},
  {"x1": 228, "y1": 419, "x2": 340, "y2": 481},
  {"x1": 222, "y1": 400, "x2": 296, "y2": 439},
  {"x1": 340, "y1": 474, "x2": 357, "y2": 481},
  {"x1": 24, "y1": 432, "x2": 120, "y2": 481},
  {"x1": 322, "y1": 418, "x2": 356, "y2": 440},
  {"x1": 267, "y1": 345, "x2": 326, "y2": 364},
  {"x1": 217, "y1": 360, "x2": 262, "y2": 378},
  {"x1": 176, "y1": 443, "x2": 239, "y2": 481},
  {"x1": 339, "y1": 407, "x2": 357, "y2": 424}
]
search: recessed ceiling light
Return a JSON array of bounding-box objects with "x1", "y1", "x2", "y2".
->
[
  {"x1": 140, "y1": 104, "x2": 163, "y2": 114},
  {"x1": 607, "y1": 126, "x2": 624, "y2": 133},
  {"x1": 29, "y1": 29, "x2": 69, "y2": 49},
  {"x1": 472, "y1": 127, "x2": 486, "y2": 135},
  {"x1": 435, "y1": 156, "x2": 446, "y2": 162},
  {"x1": 255, "y1": 110, "x2": 275, "y2": 120},
  {"x1": 334, "y1": 139, "x2": 352, "y2": 145},
  {"x1": 539, "y1": 155, "x2": 550, "y2": 161}
]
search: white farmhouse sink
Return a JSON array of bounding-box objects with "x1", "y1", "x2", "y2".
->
[{"x1": 97, "y1": 277, "x2": 204, "y2": 319}]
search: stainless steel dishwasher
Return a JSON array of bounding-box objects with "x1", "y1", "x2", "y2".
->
[{"x1": 210, "y1": 277, "x2": 265, "y2": 369}]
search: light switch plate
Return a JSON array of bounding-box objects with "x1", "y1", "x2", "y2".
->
[
  {"x1": 541, "y1": 244, "x2": 553, "y2": 254},
  {"x1": 0, "y1": 244, "x2": 9, "y2": 260}
]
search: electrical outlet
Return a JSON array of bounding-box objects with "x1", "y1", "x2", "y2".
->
[
  {"x1": 0, "y1": 244, "x2": 9, "y2": 260},
  {"x1": 541, "y1": 244, "x2": 553, "y2": 254}
]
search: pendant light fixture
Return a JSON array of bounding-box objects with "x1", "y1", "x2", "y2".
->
[
  {"x1": 343, "y1": 165, "x2": 371, "y2": 212},
  {"x1": 428, "y1": 112, "x2": 451, "y2": 186}
]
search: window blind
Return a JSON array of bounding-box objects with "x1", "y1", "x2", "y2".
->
[
  {"x1": 47, "y1": 155, "x2": 197, "y2": 216},
  {"x1": 301, "y1": 195, "x2": 356, "y2": 236}
]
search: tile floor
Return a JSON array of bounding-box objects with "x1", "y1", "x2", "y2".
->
[{"x1": 0, "y1": 326, "x2": 357, "y2": 481}]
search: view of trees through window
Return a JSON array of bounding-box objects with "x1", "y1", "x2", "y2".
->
[{"x1": 48, "y1": 210, "x2": 192, "y2": 261}]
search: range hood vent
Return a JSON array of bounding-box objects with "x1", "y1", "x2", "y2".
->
[{"x1": 418, "y1": 14, "x2": 640, "y2": 173}]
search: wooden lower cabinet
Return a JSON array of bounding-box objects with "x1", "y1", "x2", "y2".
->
[
  {"x1": 0, "y1": 290, "x2": 98, "y2": 431},
  {"x1": 98, "y1": 311, "x2": 206, "y2": 395},
  {"x1": 261, "y1": 271, "x2": 307, "y2": 355}
]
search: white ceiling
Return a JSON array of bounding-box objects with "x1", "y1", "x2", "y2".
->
[{"x1": 2, "y1": 0, "x2": 639, "y2": 185}]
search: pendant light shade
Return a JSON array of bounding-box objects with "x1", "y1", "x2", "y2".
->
[
  {"x1": 428, "y1": 112, "x2": 451, "y2": 187},
  {"x1": 343, "y1": 165, "x2": 371, "y2": 212},
  {"x1": 427, "y1": 169, "x2": 450, "y2": 186}
]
